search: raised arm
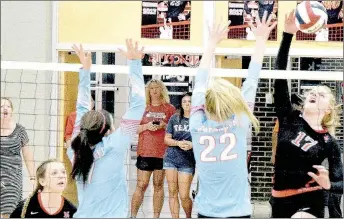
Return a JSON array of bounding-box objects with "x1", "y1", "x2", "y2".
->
[
  {"x1": 190, "y1": 21, "x2": 229, "y2": 131},
  {"x1": 189, "y1": 69, "x2": 210, "y2": 131},
  {"x1": 71, "y1": 44, "x2": 92, "y2": 142},
  {"x1": 116, "y1": 39, "x2": 146, "y2": 137},
  {"x1": 273, "y1": 11, "x2": 298, "y2": 120},
  {"x1": 241, "y1": 11, "x2": 277, "y2": 112}
]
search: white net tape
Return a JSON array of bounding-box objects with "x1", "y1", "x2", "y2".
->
[
  {"x1": 56, "y1": 43, "x2": 344, "y2": 58},
  {"x1": 2, "y1": 61, "x2": 343, "y2": 81}
]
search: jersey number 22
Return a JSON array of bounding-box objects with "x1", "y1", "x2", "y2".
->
[{"x1": 200, "y1": 133, "x2": 238, "y2": 162}]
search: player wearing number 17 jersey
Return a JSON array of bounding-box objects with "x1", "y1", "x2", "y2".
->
[
  {"x1": 269, "y1": 11, "x2": 343, "y2": 219},
  {"x1": 190, "y1": 13, "x2": 277, "y2": 218}
]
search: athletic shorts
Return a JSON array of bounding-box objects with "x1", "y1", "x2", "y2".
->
[
  {"x1": 198, "y1": 214, "x2": 250, "y2": 218},
  {"x1": 269, "y1": 190, "x2": 325, "y2": 218},
  {"x1": 163, "y1": 159, "x2": 195, "y2": 175},
  {"x1": 136, "y1": 156, "x2": 163, "y2": 171}
]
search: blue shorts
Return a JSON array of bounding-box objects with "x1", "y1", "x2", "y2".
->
[{"x1": 163, "y1": 159, "x2": 195, "y2": 175}]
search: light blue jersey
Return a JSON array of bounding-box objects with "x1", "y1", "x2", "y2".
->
[
  {"x1": 190, "y1": 62, "x2": 262, "y2": 217},
  {"x1": 67, "y1": 59, "x2": 145, "y2": 218}
]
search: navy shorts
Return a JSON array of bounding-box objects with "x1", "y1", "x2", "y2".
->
[{"x1": 163, "y1": 159, "x2": 195, "y2": 175}]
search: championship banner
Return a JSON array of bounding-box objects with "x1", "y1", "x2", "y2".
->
[
  {"x1": 228, "y1": 0, "x2": 278, "y2": 41},
  {"x1": 141, "y1": 1, "x2": 158, "y2": 26},
  {"x1": 141, "y1": 1, "x2": 191, "y2": 40}
]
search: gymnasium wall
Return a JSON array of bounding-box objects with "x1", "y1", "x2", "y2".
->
[
  {"x1": 57, "y1": 1, "x2": 342, "y2": 50},
  {"x1": 57, "y1": 1, "x2": 203, "y2": 47},
  {"x1": 1, "y1": 1, "x2": 54, "y2": 199}
]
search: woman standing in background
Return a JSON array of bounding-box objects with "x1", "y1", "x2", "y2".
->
[
  {"x1": 1, "y1": 97, "x2": 35, "y2": 218},
  {"x1": 131, "y1": 79, "x2": 176, "y2": 218},
  {"x1": 164, "y1": 92, "x2": 195, "y2": 218}
]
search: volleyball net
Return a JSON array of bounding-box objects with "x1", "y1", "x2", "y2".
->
[
  {"x1": 296, "y1": 23, "x2": 343, "y2": 41},
  {"x1": 1, "y1": 56, "x2": 343, "y2": 217}
]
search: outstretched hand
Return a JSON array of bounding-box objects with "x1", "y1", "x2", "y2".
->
[
  {"x1": 249, "y1": 11, "x2": 277, "y2": 42},
  {"x1": 207, "y1": 18, "x2": 231, "y2": 47},
  {"x1": 284, "y1": 10, "x2": 299, "y2": 35},
  {"x1": 118, "y1": 39, "x2": 145, "y2": 60},
  {"x1": 308, "y1": 165, "x2": 331, "y2": 190},
  {"x1": 199, "y1": 18, "x2": 230, "y2": 68},
  {"x1": 72, "y1": 44, "x2": 92, "y2": 70}
]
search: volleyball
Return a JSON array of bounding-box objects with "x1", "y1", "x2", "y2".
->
[{"x1": 295, "y1": 1, "x2": 328, "y2": 34}]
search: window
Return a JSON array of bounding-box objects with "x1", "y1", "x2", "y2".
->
[{"x1": 101, "y1": 53, "x2": 116, "y2": 85}]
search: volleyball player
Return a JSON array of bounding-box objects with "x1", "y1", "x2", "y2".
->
[
  {"x1": 269, "y1": 11, "x2": 343, "y2": 218},
  {"x1": 190, "y1": 12, "x2": 276, "y2": 218},
  {"x1": 10, "y1": 159, "x2": 76, "y2": 218},
  {"x1": 67, "y1": 40, "x2": 146, "y2": 218}
]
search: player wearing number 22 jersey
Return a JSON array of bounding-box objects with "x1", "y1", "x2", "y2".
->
[{"x1": 190, "y1": 61, "x2": 262, "y2": 217}]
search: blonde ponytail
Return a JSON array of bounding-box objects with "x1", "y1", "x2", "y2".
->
[{"x1": 206, "y1": 78, "x2": 260, "y2": 133}]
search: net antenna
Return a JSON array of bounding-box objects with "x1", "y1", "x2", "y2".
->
[{"x1": 1, "y1": 61, "x2": 342, "y2": 81}]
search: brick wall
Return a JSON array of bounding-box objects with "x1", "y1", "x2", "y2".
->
[{"x1": 249, "y1": 57, "x2": 343, "y2": 201}]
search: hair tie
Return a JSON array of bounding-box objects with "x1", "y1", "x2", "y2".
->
[{"x1": 99, "y1": 112, "x2": 106, "y2": 134}]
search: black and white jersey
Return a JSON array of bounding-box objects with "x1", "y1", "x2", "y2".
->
[
  {"x1": 10, "y1": 192, "x2": 76, "y2": 218},
  {"x1": 272, "y1": 32, "x2": 343, "y2": 193}
]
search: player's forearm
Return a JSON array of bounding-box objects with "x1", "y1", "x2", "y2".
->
[
  {"x1": 251, "y1": 38, "x2": 267, "y2": 64},
  {"x1": 72, "y1": 68, "x2": 91, "y2": 140},
  {"x1": 275, "y1": 32, "x2": 293, "y2": 70},
  {"x1": 199, "y1": 44, "x2": 216, "y2": 69},
  {"x1": 124, "y1": 60, "x2": 146, "y2": 120},
  {"x1": 65, "y1": 139, "x2": 71, "y2": 148}
]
